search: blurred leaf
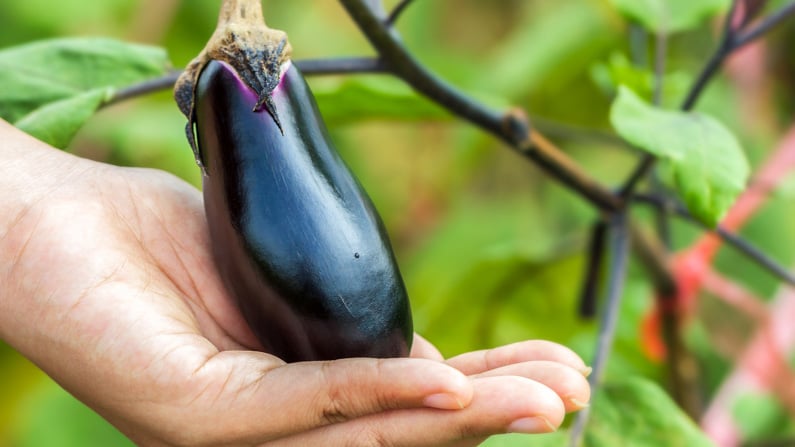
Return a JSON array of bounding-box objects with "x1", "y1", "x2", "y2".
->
[
  {"x1": 591, "y1": 53, "x2": 655, "y2": 99},
  {"x1": 0, "y1": 342, "x2": 49, "y2": 440},
  {"x1": 589, "y1": 52, "x2": 691, "y2": 107},
  {"x1": 404, "y1": 198, "x2": 558, "y2": 349},
  {"x1": 0, "y1": 37, "x2": 170, "y2": 146},
  {"x1": 481, "y1": 378, "x2": 709, "y2": 447},
  {"x1": 12, "y1": 379, "x2": 133, "y2": 447},
  {"x1": 485, "y1": 1, "x2": 619, "y2": 100},
  {"x1": 732, "y1": 392, "x2": 794, "y2": 441},
  {"x1": 610, "y1": 86, "x2": 749, "y2": 226},
  {"x1": 586, "y1": 377, "x2": 716, "y2": 446},
  {"x1": 609, "y1": 0, "x2": 730, "y2": 33},
  {"x1": 311, "y1": 75, "x2": 457, "y2": 126},
  {"x1": 773, "y1": 175, "x2": 795, "y2": 199},
  {"x1": 77, "y1": 99, "x2": 201, "y2": 186},
  {"x1": 420, "y1": 250, "x2": 584, "y2": 353},
  {"x1": 482, "y1": 432, "x2": 569, "y2": 446},
  {"x1": 406, "y1": 197, "x2": 662, "y2": 380},
  {"x1": 15, "y1": 88, "x2": 111, "y2": 148},
  {"x1": 0, "y1": 0, "x2": 137, "y2": 45}
]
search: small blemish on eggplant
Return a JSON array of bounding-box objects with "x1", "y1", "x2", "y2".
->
[{"x1": 354, "y1": 252, "x2": 360, "y2": 259}]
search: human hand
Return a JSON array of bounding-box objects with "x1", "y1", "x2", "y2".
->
[{"x1": 0, "y1": 121, "x2": 590, "y2": 446}]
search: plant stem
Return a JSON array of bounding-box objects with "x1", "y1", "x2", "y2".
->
[
  {"x1": 363, "y1": 0, "x2": 387, "y2": 19},
  {"x1": 217, "y1": 0, "x2": 264, "y2": 25},
  {"x1": 712, "y1": 227, "x2": 795, "y2": 285},
  {"x1": 569, "y1": 214, "x2": 630, "y2": 447},
  {"x1": 590, "y1": 215, "x2": 630, "y2": 385},
  {"x1": 619, "y1": 0, "x2": 742, "y2": 197},
  {"x1": 652, "y1": 30, "x2": 667, "y2": 106},
  {"x1": 386, "y1": 0, "x2": 417, "y2": 26},
  {"x1": 629, "y1": 25, "x2": 648, "y2": 68},
  {"x1": 633, "y1": 232, "x2": 703, "y2": 418},
  {"x1": 105, "y1": 71, "x2": 181, "y2": 107},
  {"x1": 629, "y1": 225, "x2": 676, "y2": 296},
  {"x1": 105, "y1": 57, "x2": 390, "y2": 108},
  {"x1": 339, "y1": 0, "x2": 622, "y2": 212},
  {"x1": 648, "y1": 24, "x2": 704, "y2": 416},
  {"x1": 634, "y1": 194, "x2": 795, "y2": 286},
  {"x1": 734, "y1": 1, "x2": 795, "y2": 47},
  {"x1": 296, "y1": 57, "x2": 388, "y2": 74},
  {"x1": 340, "y1": 0, "x2": 505, "y2": 137},
  {"x1": 578, "y1": 220, "x2": 609, "y2": 318},
  {"x1": 680, "y1": 41, "x2": 732, "y2": 112},
  {"x1": 619, "y1": 40, "x2": 731, "y2": 195}
]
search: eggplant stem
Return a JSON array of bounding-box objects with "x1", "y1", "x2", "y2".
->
[
  {"x1": 218, "y1": 0, "x2": 265, "y2": 26},
  {"x1": 175, "y1": 0, "x2": 293, "y2": 143}
]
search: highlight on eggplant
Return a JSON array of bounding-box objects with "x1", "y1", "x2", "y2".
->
[{"x1": 174, "y1": 0, "x2": 413, "y2": 362}]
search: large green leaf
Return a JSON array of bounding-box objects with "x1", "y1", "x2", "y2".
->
[
  {"x1": 0, "y1": 37, "x2": 171, "y2": 147},
  {"x1": 609, "y1": 0, "x2": 729, "y2": 34},
  {"x1": 15, "y1": 88, "x2": 111, "y2": 149},
  {"x1": 610, "y1": 86, "x2": 748, "y2": 226},
  {"x1": 586, "y1": 378, "x2": 716, "y2": 446}
]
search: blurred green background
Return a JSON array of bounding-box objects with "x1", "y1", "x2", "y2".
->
[{"x1": 1, "y1": 0, "x2": 794, "y2": 445}]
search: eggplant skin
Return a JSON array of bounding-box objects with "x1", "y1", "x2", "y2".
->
[{"x1": 194, "y1": 60, "x2": 412, "y2": 362}]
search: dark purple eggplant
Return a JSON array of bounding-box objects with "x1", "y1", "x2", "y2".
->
[{"x1": 175, "y1": 0, "x2": 412, "y2": 362}]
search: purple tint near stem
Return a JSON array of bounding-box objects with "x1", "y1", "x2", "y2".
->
[{"x1": 212, "y1": 59, "x2": 292, "y2": 118}]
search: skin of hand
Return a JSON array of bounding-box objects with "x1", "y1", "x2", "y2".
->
[{"x1": 0, "y1": 120, "x2": 590, "y2": 447}]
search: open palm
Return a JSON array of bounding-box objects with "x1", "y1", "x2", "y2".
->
[{"x1": 0, "y1": 122, "x2": 589, "y2": 446}]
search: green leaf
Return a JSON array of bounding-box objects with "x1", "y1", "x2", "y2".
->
[
  {"x1": 609, "y1": 0, "x2": 729, "y2": 34},
  {"x1": 587, "y1": 377, "x2": 716, "y2": 447},
  {"x1": 610, "y1": 86, "x2": 748, "y2": 226},
  {"x1": 15, "y1": 88, "x2": 111, "y2": 149},
  {"x1": 0, "y1": 37, "x2": 170, "y2": 147},
  {"x1": 591, "y1": 52, "x2": 655, "y2": 99},
  {"x1": 589, "y1": 52, "x2": 691, "y2": 107}
]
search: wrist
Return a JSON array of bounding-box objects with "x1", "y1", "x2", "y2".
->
[{"x1": 0, "y1": 121, "x2": 87, "y2": 343}]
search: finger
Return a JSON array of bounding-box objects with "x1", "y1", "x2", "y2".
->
[
  {"x1": 265, "y1": 375, "x2": 566, "y2": 447},
  {"x1": 446, "y1": 340, "x2": 590, "y2": 376},
  {"x1": 169, "y1": 351, "x2": 474, "y2": 445},
  {"x1": 410, "y1": 333, "x2": 445, "y2": 361},
  {"x1": 475, "y1": 361, "x2": 591, "y2": 412}
]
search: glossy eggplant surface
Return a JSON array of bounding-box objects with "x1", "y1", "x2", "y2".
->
[{"x1": 194, "y1": 60, "x2": 412, "y2": 362}]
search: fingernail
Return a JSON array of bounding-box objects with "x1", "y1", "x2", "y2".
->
[
  {"x1": 580, "y1": 366, "x2": 593, "y2": 377},
  {"x1": 423, "y1": 393, "x2": 464, "y2": 410},
  {"x1": 507, "y1": 416, "x2": 556, "y2": 434},
  {"x1": 567, "y1": 396, "x2": 590, "y2": 409}
]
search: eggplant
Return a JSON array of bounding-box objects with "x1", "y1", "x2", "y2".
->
[{"x1": 175, "y1": 0, "x2": 412, "y2": 362}]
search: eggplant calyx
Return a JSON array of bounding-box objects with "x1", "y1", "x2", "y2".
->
[{"x1": 174, "y1": 0, "x2": 292, "y2": 161}]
